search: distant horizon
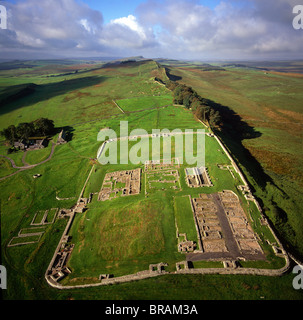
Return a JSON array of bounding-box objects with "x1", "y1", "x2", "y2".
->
[
  {"x1": 1, "y1": 0, "x2": 303, "y2": 61},
  {"x1": 1, "y1": 56, "x2": 303, "y2": 63}
]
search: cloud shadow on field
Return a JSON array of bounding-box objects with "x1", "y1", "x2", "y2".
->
[{"x1": 0, "y1": 76, "x2": 104, "y2": 116}]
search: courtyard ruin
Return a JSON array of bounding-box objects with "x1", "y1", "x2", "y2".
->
[
  {"x1": 98, "y1": 168, "x2": 141, "y2": 201},
  {"x1": 188, "y1": 191, "x2": 264, "y2": 261},
  {"x1": 144, "y1": 159, "x2": 181, "y2": 194},
  {"x1": 191, "y1": 193, "x2": 227, "y2": 253},
  {"x1": 218, "y1": 190, "x2": 263, "y2": 256}
]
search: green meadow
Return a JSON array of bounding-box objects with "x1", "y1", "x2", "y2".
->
[
  {"x1": 174, "y1": 195, "x2": 198, "y2": 244},
  {"x1": 1, "y1": 59, "x2": 302, "y2": 300},
  {"x1": 115, "y1": 94, "x2": 172, "y2": 113}
]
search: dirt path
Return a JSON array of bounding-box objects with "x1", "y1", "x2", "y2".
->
[
  {"x1": 22, "y1": 151, "x2": 30, "y2": 167},
  {"x1": 0, "y1": 155, "x2": 32, "y2": 169},
  {"x1": 0, "y1": 143, "x2": 56, "y2": 181}
]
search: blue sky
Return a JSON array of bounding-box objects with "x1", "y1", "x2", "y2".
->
[
  {"x1": 0, "y1": 0, "x2": 302, "y2": 60},
  {"x1": 81, "y1": 0, "x2": 144, "y2": 23},
  {"x1": 82, "y1": 0, "x2": 222, "y2": 23}
]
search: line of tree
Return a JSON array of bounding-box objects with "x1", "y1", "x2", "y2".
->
[
  {"x1": 0, "y1": 118, "x2": 55, "y2": 145},
  {"x1": 165, "y1": 80, "x2": 221, "y2": 128}
]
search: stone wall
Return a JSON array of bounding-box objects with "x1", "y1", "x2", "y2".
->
[{"x1": 45, "y1": 254, "x2": 290, "y2": 290}]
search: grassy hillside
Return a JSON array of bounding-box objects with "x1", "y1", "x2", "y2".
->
[
  {"x1": 0, "y1": 60, "x2": 168, "y2": 129},
  {"x1": 165, "y1": 63, "x2": 303, "y2": 259}
]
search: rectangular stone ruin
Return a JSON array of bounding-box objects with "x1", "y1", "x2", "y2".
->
[
  {"x1": 178, "y1": 240, "x2": 196, "y2": 252},
  {"x1": 202, "y1": 239, "x2": 228, "y2": 253},
  {"x1": 237, "y1": 239, "x2": 263, "y2": 254},
  {"x1": 146, "y1": 169, "x2": 180, "y2": 192},
  {"x1": 223, "y1": 260, "x2": 238, "y2": 269},
  {"x1": 31, "y1": 208, "x2": 58, "y2": 226},
  {"x1": 98, "y1": 168, "x2": 141, "y2": 201},
  {"x1": 47, "y1": 243, "x2": 74, "y2": 283},
  {"x1": 144, "y1": 158, "x2": 180, "y2": 172},
  {"x1": 185, "y1": 167, "x2": 212, "y2": 188},
  {"x1": 149, "y1": 262, "x2": 168, "y2": 273},
  {"x1": 203, "y1": 230, "x2": 222, "y2": 240},
  {"x1": 218, "y1": 190, "x2": 264, "y2": 256},
  {"x1": 176, "y1": 261, "x2": 189, "y2": 271}
]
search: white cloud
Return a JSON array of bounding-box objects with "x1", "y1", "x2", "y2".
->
[
  {"x1": 0, "y1": 0, "x2": 105, "y2": 55},
  {"x1": 110, "y1": 15, "x2": 147, "y2": 40},
  {"x1": 98, "y1": 14, "x2": 157, "y2": 52},
  {"x1": 1, "y1": 0, "x2": 158, "y2": 58},
  {"x1": 136, "y1": 0, "x2": 303, "y2": 60},
  {"x1": 0, "y1": 0, "x2": 302, "y2": 60}
]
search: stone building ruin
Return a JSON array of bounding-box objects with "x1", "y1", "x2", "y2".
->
[
  {"x1": 98, "y1": 168, "x2": 141, "y2": 201},
  {"x1": 185, "y1": 167, "x2": 212, "y2": 188}
]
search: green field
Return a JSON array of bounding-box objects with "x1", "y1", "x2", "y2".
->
[
  {"x1": 1, "y1": 59, "x2": 302, "y2": 300},
  {"x1": 66, "y1": 195, "x2": 182, "y2": 283},
  {"x1": 115, "y1": 95, "x2": 172, "y2": 113},
  {"x1": 174, "y1": 195, "x2": 198, "y2": 244}
]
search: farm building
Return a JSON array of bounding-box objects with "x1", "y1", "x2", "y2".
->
[
  {"x1": 28, "y1": 137, "x2": 48, "y2": 149},
  {"x1": 14, "y1": 140, "x2": 28, "y2": 150}
]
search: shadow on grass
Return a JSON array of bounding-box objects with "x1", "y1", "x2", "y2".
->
[
  {"x1": 210, "y1": 101, "x2": 288, "y2": 194},
  {"x1": 0, "y1": 76, "x2": 104, "y2": 116},
  {"x1": 166, "y1": 67, "x2": 182, "y2": 81},
  {"x1": 53, "y1": 125, "x2": 75, "y2": 143}
]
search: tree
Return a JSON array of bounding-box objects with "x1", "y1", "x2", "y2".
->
[
  {"x1": 1, "y1": 118, "x2": 55, "y2": 147},
  {"x1": 209, "y1": 109, "x2": 221, "y2": 128},
  {"x1": 165, "y1": 79, "x2": 223, "y2": 130},
  {"x1": 33, "y1": 118, "x2": 55, "y2": 136},
  {"x1": 0, "y1": 125, "x2": 16, "y2": 145},
  {"x1": 173, "y1": 85, "x2": 185, "y2": 104},
  {"x1": 191, "y1": 97, "x2": 205, "y2": 111},
  {"x1": 166, "y1": 80, "x2": 178, "y2": 91},
  {"x1": 183, "y1": 93, "x2": 192, "y2": 108},
  {"x1": 195, "y1": 105, "x2": 210, "y2": 122},
  {"x1": 16, "y1": 122, "x2": 34, "y2": 140}
]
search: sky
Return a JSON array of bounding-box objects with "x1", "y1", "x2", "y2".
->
[{"x1": 0, "y1": 0, "x2": 303, "y2": 60}]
